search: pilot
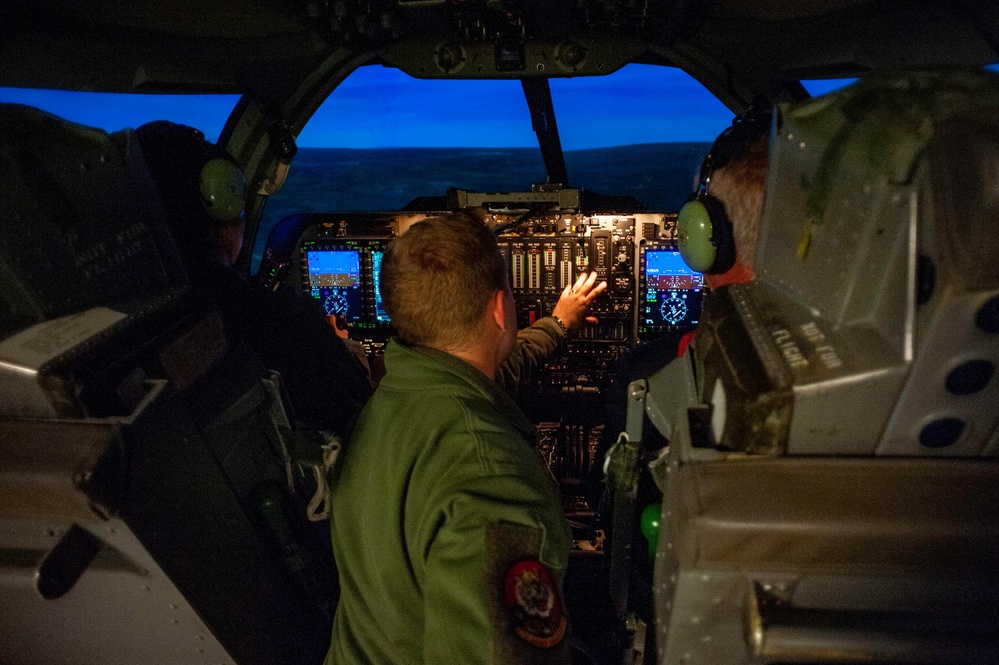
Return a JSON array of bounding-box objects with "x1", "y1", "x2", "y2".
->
[
  {"x1": 596, "y1": 105, "x2": 771, "y2": 492},
  {"x1": 135, "y1": 120, "x2": 375, "y2": 437},
  {"x1": 591, "y1": 104, "x2": 771, "y2": 625},
  {"x1": 327, "y1": 213, "x2": 573, "y2": 664}
]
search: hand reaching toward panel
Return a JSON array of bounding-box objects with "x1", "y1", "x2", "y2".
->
[{"x1": 550, "y1": 271, "x2": 608, "y2": 332}]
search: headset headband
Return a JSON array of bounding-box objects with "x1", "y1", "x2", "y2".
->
[{"x1": 696, "y1": 99, "x2": 773, "y2": 196}]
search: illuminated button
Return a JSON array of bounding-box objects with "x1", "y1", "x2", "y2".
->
[
  {"x1": 976, "y1": 295, "x2": 999, "y2": 333},
  {"x1": 919, "y1": 418, "x2": 965, "y2": 448},
  {"x1": 945, "y1": 360, "x2": 994, "y2": 395}
]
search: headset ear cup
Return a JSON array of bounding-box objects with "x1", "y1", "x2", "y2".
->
[
  {"x1": 199, "y1": 157, "x2": 246, "y2": 223},
  {"x1": 677, "y1": 195, "x2": 736, "y2": 274},
  {"x1": 677, "y1": 197, "x2": 717, "y2": 273},
  {"x1": 699, "y1": 195, "x2": 735, "y2": 274}
]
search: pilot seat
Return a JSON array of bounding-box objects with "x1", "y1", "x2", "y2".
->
[
  {"x1": 619, "y1": 69, "x2": 999, "y2": 664},
  {"x1": 0, "y1": 105, "x2": 337, "y2": 665}
]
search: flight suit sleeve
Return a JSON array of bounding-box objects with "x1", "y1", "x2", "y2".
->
[
  {"x1": 420, "y1": 471, "x2": 571, "y2": 665},
  {"x1": 495, "y1": 317, "x2": 566, "y2": 397}
]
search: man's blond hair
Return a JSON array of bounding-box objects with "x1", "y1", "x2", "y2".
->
[{"x1": 707, "y1": 134, "x2": 769, "y2": 269}]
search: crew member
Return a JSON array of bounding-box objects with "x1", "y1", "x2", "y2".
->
[
  {"x1": 135, "y1": 120, "x2": 375, "y2": 437},
  {"x1": 328, "y1": 213, "x2": 573, "y2": 664},
  {"x1": 598, "y1": 106, "x2": 771, "y2": 489},
  {"x1": 591, "y1": 107, "x2": 772, "y2": 632}
]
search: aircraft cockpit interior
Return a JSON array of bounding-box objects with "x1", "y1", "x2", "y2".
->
[{"x1": 1, "y1": 1, "x2": 998, "y2": 664}]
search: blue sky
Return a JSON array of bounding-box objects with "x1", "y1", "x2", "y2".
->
[{"x1": 0, "y1": 64, "x2": 915, "y2": 149}]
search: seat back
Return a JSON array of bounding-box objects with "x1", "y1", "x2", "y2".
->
[
  {"x1": 0, "y1": 107, "x2": 333, "y2": 664},
  {"x1": 645, "y1": 68, "x2": 999, "y2": 664}
]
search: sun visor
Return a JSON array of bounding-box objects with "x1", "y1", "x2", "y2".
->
[{"x1": 697, "y1": 68, "x2": 999, "y2": 456}]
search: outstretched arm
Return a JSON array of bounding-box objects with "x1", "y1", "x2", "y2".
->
[{"x1": 495, "y1": 272, "x2": 607, "y2": 395}]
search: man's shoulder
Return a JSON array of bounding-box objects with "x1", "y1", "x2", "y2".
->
[{"x1": 358, "y1": 376, "x2": 533, "y2": 467}]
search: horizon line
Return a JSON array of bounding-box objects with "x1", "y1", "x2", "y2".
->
[{"x1": 294, "y1": 141, "x2": 714, "y2": 151}]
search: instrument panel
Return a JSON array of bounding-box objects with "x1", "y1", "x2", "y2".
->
[
  {"x1": 262, "y1": 206, "x2": 705, "y2": 508},
  {"x1": 279, "y1": 210, "x2": 704, "y2": 353}
]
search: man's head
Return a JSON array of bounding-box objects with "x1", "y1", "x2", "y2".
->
[
  {"x1": 677, "y1": 105, "x2": 771, "y2": 289},
  {"x1": 381, "y1": 212, "x2": 514, "y2": 357},
  {"x1": 135, "y1": 121, "x2": 247, "y2": 277}
]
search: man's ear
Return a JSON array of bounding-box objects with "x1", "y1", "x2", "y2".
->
[{"x1": 491, "y1": 289, "x2": 508, "y2": 331}]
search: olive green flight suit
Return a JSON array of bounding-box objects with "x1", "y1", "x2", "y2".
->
[{"x1": 327, "y1": 339, "x2": 571, "y2": 664}]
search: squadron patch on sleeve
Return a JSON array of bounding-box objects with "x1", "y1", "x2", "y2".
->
[
  {"x1": 486, "y1": 522, "x2": 570, "y2": 661},
  {"x1": 503, "y1": 559, "x2": 567, "y2": 648}
]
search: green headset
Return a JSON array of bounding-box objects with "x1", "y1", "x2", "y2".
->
[
  {"x1": 198, "y1": 154, "x2": 246, "y2": 223},
  {"x1": 677, "y1": 103, "x2": 773, "y2": 274},
  {"x1": 135, "y1": 120, "x2": 246, "y2": 226}
]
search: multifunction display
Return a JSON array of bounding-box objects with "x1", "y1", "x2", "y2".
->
[
  {"x1": 306, "y1": 249, "x2": 363, "y2": 321},
  {"x1": 639, "y1": 248, "x2": 704, "y2": 338},
  {"x1": 300, "y1": 238, "x2": 391, "y2": 332}
]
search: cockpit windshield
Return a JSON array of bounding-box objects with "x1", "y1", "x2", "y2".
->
[
  {"x1": 551, "y1": 64, "x2": 731, "y2": 207},
  {"x1": 252, "y1": 63, "x2": 734, "y2": 270}
]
